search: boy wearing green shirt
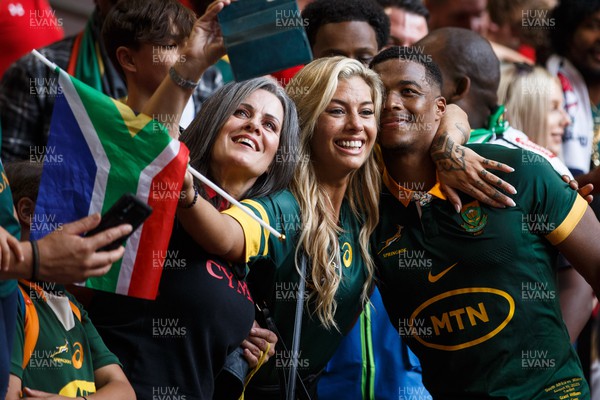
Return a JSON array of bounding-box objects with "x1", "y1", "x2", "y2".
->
[{"x1": 4, "y1": 161, "x2": 135, "y2": 400}]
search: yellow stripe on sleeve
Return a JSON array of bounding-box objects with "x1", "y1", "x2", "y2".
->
[
  {"x1": 546, "y1": 195, "x2": 588, "y2": 245},
  {"x1": 242, "y1": 200, "x2": 271, "y2": 256},
  {"x1": 222, "y1": 201, "x2": 271, "y2": 262}
]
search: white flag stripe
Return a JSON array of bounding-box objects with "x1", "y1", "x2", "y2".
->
[{"x1": 116, "y1": 217, "x2": 143, "y2": 295}]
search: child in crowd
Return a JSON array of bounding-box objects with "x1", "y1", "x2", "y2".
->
[{"x1": 4, "y1": 161, "x2": 135, "y2": 400}]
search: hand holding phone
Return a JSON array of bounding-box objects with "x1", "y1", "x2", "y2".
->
[
  {"x1": 218, "y1": 0, "x2": 313, "y2": 81},
  {"x1": 84, "y1": 193, "x2": 153, "y2": 251}
]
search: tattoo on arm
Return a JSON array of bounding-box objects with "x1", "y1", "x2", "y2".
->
[{"x1": 431, "y1": 132, "x2": 466, "y2": 171}]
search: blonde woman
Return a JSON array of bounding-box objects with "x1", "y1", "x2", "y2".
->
[{"x1": 498, "y1": 63, "x2": 570, "y2": 157}]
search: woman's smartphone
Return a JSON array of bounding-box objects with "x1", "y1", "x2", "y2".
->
[{"x1": 84, "y1": 193, "x2": 153, "y2": 251}]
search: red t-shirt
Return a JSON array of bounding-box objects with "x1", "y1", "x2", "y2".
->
[{"x1": 0, "y1": 0, "x2": 64, "y2": 77}]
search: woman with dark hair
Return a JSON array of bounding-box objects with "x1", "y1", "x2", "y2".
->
[
  {"x1": 183, "y1": 78, "x2": 299, "y2": 202},
  {"x1": 88, "y1": 77, "x2": 300, "y2": 400}
]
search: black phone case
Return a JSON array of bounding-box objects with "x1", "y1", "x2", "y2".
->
[{"x1": 85, "y1": 193, "x2": 153, "y2": 251}]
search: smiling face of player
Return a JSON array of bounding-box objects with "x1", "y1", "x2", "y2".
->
[{"x1": 374, "y1": 59, "x2": 445, "y2": 156}]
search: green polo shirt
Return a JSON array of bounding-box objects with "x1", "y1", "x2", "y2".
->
[{"x1": 373, "y1": 145, "x2": 589, "y2": 399}]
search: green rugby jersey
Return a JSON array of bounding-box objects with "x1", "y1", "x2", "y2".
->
[
  {"x1": 223, "y1": 189, "x2": 368, "y2": 386},
  {"x1": 11, "y1": 281, "x2": 119, "y2": 396},
  {"x1": 373, "y1": 145, "x2": 589, "y2": 399}
]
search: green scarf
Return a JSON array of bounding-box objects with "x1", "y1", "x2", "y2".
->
[
  {"x1": 71, "y1": 18, "x2": 103, "y2": 91},
  {"x1": 468, "y1": 105, "x2": 509, "y2": 144}
]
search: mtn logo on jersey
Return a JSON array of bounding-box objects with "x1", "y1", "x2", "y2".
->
[
  {"x1": 460, "y1": 201, "x2": 487, "y2": 235},
  {"x1": 410, "y1": 288, "x2": 515, "y2": 351}
]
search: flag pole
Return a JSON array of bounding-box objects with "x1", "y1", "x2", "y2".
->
[
  {"x1": 31, "y1": 49, "x2": 60, "y2": 72},
  {"x1": 187, "y1": 165, "x2": 286, "y2": 241}
]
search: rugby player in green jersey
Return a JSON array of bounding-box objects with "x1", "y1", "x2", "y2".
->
[{"x1": 371, "y1": 45, "x2": 600, "y2": 399}]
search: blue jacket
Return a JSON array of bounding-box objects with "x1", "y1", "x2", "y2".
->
[{"x1": 318, "y1": 287, "x2": 430, "y2": 400}]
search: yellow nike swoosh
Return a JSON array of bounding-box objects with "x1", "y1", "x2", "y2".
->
[{"x1": 428, "y1": 262, "x2": 458, "y2": 283}]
